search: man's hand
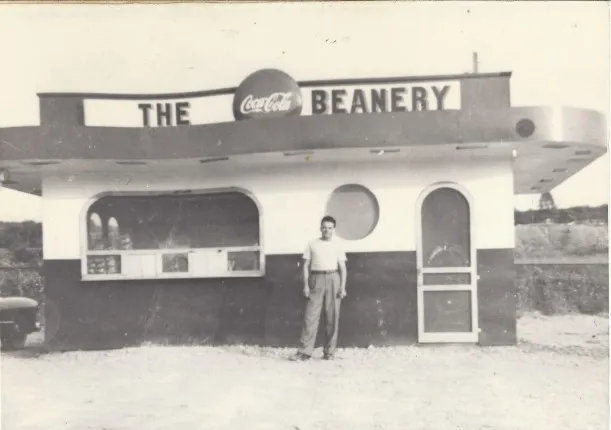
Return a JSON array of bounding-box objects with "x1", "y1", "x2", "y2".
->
[
  {"x1": 303, "y1": 287, "x2": 310, "y2": 299},
  {"x1": 338, "y1": 289, "x2": 347, "y2": 299}
]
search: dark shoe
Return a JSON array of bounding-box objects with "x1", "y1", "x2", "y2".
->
[
  {"x1": 289, "y1": 352, "x2": 311, "y2": 361},
  {"x1": 323, "y1": 353, "x2": 335, "y2": 360}
]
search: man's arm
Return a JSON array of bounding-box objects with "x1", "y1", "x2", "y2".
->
[
  {"x1": 302, "y1": 258, "x2": 310, "y2": 297},
  {"x1": 302, "y1": 243, "x2": 311, "y2": 298},
  {"x1": 338, "y1": 260, "x2": 347, "y2": 298}
]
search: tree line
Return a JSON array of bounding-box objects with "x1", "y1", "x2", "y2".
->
[
  {"x1": 515, "y1": 193, "x2": 608, "y2": 225},
  {"x1": 514, "y1": 205, "x2": 608, "y2": 225}
]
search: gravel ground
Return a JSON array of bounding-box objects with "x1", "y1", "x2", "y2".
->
[{"x1": 2, "y1": 313, "x2": 608, "y2": 430}]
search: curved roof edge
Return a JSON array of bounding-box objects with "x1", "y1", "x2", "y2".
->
[{"x1": 0, "y1": 104, "x2": 605, "y2": 197}]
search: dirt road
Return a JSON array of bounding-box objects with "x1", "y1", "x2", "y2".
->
[{"x1": 2, "y1": 314, "x2": 608, "y2": 430}]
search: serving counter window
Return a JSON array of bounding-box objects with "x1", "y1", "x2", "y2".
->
[{"x1": 82, "y1": 191, "x2": 263, "y2": 280}]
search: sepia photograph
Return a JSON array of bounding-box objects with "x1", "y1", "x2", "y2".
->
[{"x1": 0, "y1": 2, "x2": 608, "y2": 429}]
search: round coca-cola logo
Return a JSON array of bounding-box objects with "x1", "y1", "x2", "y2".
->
[{"x1": 233, "y1": 69, "x2": 303, "y2": 120}]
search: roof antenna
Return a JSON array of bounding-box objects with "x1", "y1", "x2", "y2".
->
[{"x1": 472, "y1": 52, "x2": 479, "y2": 74}]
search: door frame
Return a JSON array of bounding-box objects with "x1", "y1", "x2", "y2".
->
[{"x1": 415, "y1": 182, "x2": 479, "y2": 343}]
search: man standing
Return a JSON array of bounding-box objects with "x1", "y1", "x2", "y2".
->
[{"x1": 290, "y1": 216, "x2": 347, "y2": 361}]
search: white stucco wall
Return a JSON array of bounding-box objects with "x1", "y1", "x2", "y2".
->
[{"x1": 42, "y1": 157, "x2": 515, "y2": 260}]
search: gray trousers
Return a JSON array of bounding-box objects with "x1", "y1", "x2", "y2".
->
[{"x1": 298, "y1": 272, "x2": 341, "y2": 356}]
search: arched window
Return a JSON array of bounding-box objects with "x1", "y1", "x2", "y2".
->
[{"x1": 83, "y1": 191, "x2": 263, "y2": 280}]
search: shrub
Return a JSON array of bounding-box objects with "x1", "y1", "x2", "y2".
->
[
  {"x1": 0, "y1": 269, "x2": 44, "y2": 303},
  {"x1": 516, "y1": 264, "x2": 609, "y2": 315}
]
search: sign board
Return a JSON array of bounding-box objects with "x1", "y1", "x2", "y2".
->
[
  {"x1": 233, "y1": 69, "x2": 303, "y2": 120},
  {"x1": 83, "y1": 69, "x2": 461, "y2": 128},
  {"x1": 300, "y1": 82, "x2": 458, "y2": 115}
]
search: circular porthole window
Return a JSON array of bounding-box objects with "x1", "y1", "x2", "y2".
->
[
  {"x1": 516, "y1": 118, "x2": 535, "y2": 138},
  {"x1": 325, "y1": 184, "x2": 380, "y2": 241}
]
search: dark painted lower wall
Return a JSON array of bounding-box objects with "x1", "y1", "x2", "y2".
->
[
  {"x1": 477, "y1": 249, "x2": 517, "y2": 345},
  {"x1": 43, "y1": 249, "x2": 515, "y2": 351}
]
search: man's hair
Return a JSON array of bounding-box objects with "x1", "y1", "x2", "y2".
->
[{"x1": 321, "y1": 215, "x2": 337, "y2": 227}]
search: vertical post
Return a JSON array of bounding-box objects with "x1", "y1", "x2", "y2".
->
[{"x1": 472, "y1": 52, "x2": 479, "y2": 73}]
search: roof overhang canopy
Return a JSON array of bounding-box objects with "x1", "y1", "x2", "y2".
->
[
  {"x1": 0, "y1": 69, "x2": 607, "y2": 196},
  {"x1": 0, "y1": 105, "x2": 606, "y2": 196}
]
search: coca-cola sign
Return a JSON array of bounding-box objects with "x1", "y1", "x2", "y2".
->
[{"x1": 233, "y1": 69, "x2": 303, "y2": 120}]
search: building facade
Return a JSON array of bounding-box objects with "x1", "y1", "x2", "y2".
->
[{"x1": 0, "y1": 69, "x2": 606, "y2": 350}]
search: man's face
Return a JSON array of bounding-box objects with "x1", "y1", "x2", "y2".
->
[{"x1": 320, "y1": 221, "x2": 335, "y2": 240}]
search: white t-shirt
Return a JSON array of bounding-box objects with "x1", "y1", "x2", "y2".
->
[{"x1": 303, "y1": 237, "x2": 347, "y2": 271}]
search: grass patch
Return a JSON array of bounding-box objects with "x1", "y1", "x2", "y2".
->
[
  {"x1": 515, "y1": 224, "x2": 608, "y2": 260},
  {"x1": 517, "y1": 264, "x2": 609, "y2": 315}
]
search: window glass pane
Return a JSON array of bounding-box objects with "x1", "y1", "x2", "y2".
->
[
  {"x1": 228, "y1": 250, "x2": 260, "y2": 272},
  {"x1": 87, "y1": 255, "x2": 121, "y2": 275},
  {"x1": 421, "y1": 188, "x2": 471, "y2": 267},
  {"x1": 88, "y1": 192, "x2": 260, "y2": 251},
  {"x1": 162, "y1": 253, "x2": 189, "y2": 273},
  {"x1": 326, "y1": 184, "x2": 379, "y2": 241}
]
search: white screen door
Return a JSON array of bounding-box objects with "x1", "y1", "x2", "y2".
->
[{"x1": 416, "y1": 184, "x2": 478, "y2": 343}]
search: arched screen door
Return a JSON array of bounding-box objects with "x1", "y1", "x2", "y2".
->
[{"x1": 416, "y1": 185, "x2": 478, "y2": 343}]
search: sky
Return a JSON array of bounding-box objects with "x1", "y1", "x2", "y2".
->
[{"x1": 0, "y1": 1, "x2": 608, "y2": 222}]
